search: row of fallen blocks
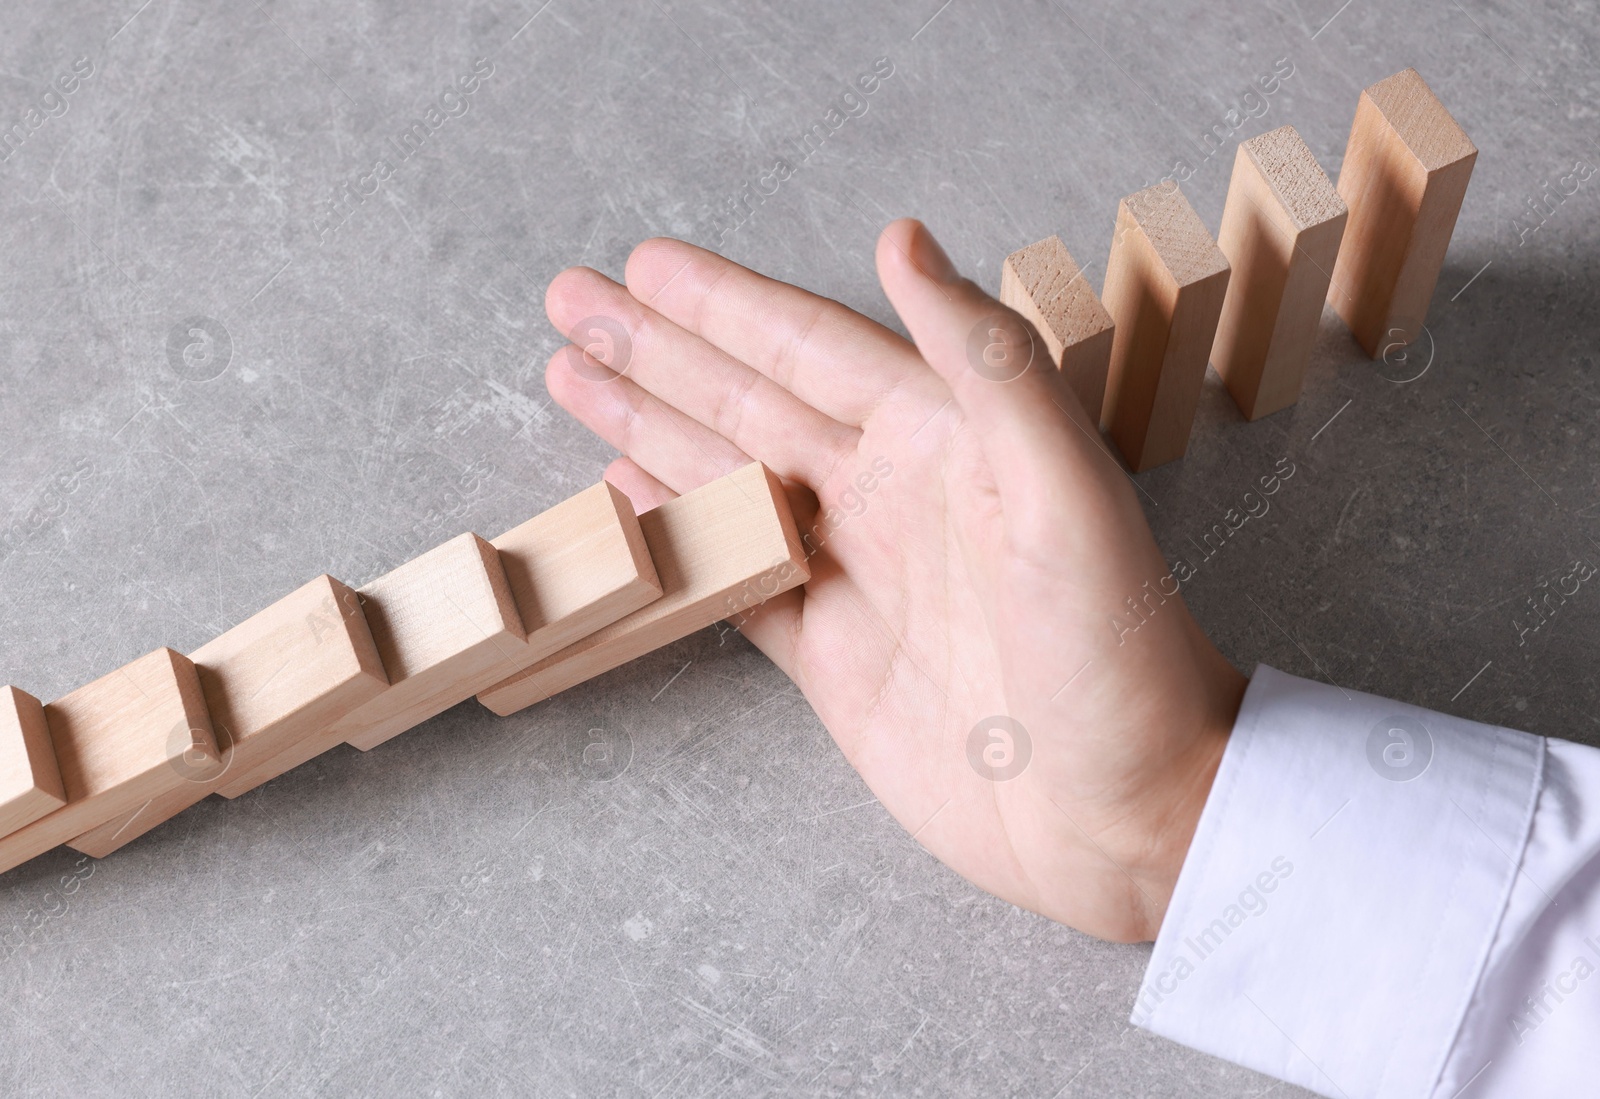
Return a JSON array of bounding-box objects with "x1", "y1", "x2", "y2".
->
[
  {"x1": 0, "y1": 68, "x2": 1473, "y2": 875},
  {"x1": 1002, "y1": 67, "x2": 1476, "y2": 470},
  {"x1": 0, "y1": 463, "x2": 809, "y2": 873}
]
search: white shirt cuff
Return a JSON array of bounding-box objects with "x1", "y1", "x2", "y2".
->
[{"x1": 1132, "y1": 664, "x2": 1544, "y2": 1098}]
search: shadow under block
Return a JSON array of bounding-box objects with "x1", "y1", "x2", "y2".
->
[
  {"x1": 1100, "y1": 183, "x2": 1232, "y2": 472},
  {"x1": 68, "y1": 575, "x2": 387, "y2": 857},
  {"x1": 1212, "y1": 126, "x2": 1348, "y2": 421},
  {"x1": 477, "y1": 462, "x2": 809, "y2": 716},
  {"x1": 0, "y1": 687, "x2": 66, "y2": 837},
  {"x1": 218, "y1": 479, "x2": 660, "y2": 795},
  {"x1": 1326, "y1": 67, "x2": 1477, "y2": 357},
  {"x1": 999, "y1": 235, "x2": 1115, "y2": 422},
  {"x1": 0, "y1": 648, "x2": 218, "y2": 874}
]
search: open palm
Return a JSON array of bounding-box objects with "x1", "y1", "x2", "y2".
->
[{"x1": 544, "y1": 220, "x2": 1246, "y2": 942}]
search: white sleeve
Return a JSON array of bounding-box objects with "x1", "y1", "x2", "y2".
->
[{"x1": 1132, "y1": 664, "x2": 1600, "y2": 1098}]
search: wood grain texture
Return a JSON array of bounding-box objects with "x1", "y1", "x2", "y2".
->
[
  {"x1": 1327, "y1": 67, "x2": 1476, "y2": 356},
  {"x1": 69, "y1": 575, "x2": 388, "y2": 857},
  {"x1": 1100, "y1": 182, "x2": 1232, "y2": 471},
  {"x1": 0, "y1": 648, "x2": 218, "y2": 874},
  {"x1": 0, "y1": 686, "x2": 66, "y2": 837},
  {"x1": 999, "y1": 235, "x2": 1116, "y2": 422},
  {"x1": 478, "y1": 462, "x2": 807, "y2": 716},
  {"x1": 1212, "y1": 126, "x2": 1348, "y2": 420},
  {"x1": 216, "y1": 479, "x2": 659, "y2": 794}
]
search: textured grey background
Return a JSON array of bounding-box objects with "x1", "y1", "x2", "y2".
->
[{"x1": 0, "y1": 0, "x2": 1595, "y2": 1095}]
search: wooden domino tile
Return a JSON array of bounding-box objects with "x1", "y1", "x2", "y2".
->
[
  {"x1": 487, "y1": 481, "x2": 661, "y2": 671},
  {"x1": 69, "y1": 575, "x2": 388, "y2": 857},
  {"x1": 215, "y1": 532, "x2": 524, "y2": 790},
  {"x1": 0, "y1": 686, "x2": 66, "y2": 837},
  {"x1": 346, "y1": 480, "x2": 659, "y2": 750},
  {"x1": 281, "y1": 533, "x2": 526, "y2": 762},
  {"x1": 0, "y1": 648, "x2": 218, "y2": 874},
  {"x1": 215, "y1": 479, "x2": 660, "y2": 795},
  {"x1": 999, "y1": 235, "x2": 1116, "y2": 422},
  {"x1": 1100, "y1": 182, "x2": 1232, "y2": 471},
  {"x1": 477, "y1": 462, "x2": 808, "y2": 716},
  {"x1": 1212, "y1": 125, "x2": 1348, "y2": 420},
  {"x1": 1327, "y1": 67, "x2": 1477, "y2": 357}
]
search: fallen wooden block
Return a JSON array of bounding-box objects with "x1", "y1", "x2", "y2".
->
[
  {"x1": 208, "y1": 535, "x2": 523, "y2": 793},
  {"x1": 216, "y1": 480, "x2": 659, "y2": 795},
  {"x1": 0, "y1": 687, "x2": 66, "y2": 837},
  {"x1": 477, "y1": 462, "x2": 808, "y2": 716},
  {"x1": 1327, "y1": 67, "x2": 1476, "y2": 357},
  {"x1": 1212, "y1": 125, "x2": 1348, "y2": 420},
  {"x1": 313, "y1": 533, "x2": 529, "y2": 758},
  {"x1": 999, "y1": 235, "x2": 1116, "y2": 422},
  {"x1": 68, "y1": 575, "x2": 387, "y2": 857},
  {"x1": 0, "y1": 648, "x2": 218, "y2": 875},
  {"x1": 1100, "y1": 182, "x2": 1232, "y2": 471}
]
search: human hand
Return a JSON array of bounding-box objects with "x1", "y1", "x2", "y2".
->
[{"x1": 542, "y1": 219, "x2": 1247, "y2": 943}]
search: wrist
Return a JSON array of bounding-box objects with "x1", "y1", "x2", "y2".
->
[{"x1": 1132, "y1": 654, "x2": 1246, "y2": 940}]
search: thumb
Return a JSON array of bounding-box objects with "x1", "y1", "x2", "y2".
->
[{"x1": 875, "y1": 218, "x2": 1118, "y2": 540}]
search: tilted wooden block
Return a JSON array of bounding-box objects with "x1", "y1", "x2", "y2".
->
[
  {"x1": 349, "y1": 481, "x2": 660, "y2": 750},
  {"x1": 1212, "y1": 125, "x2": 1348, "y2": 420},
  {"x1": 1327, "y1": 67, "x2": 1476, "y2": 357},
  {"x1": 999, "y1": 235, "x2": 1116, "y2": 422},
  {"x1": 1100, "y1": 182, "x2": 1231, "y2": 471},
  {"x1": 478, "y1": 462, "x2": 808, "y2": 716},
  {"x1": 263, "y1": 533, "x2": 527, "y2": 768},
  {"x1": 0, "y1": 648, "x2": 218, "y2": 874},
  {"x1": 216, "y1": 479, "x2": 660, "y2": 794},
  {"x1": 490, "y1": 480, "x2": 661, "y2": 668},
  {"x1": 68, "y1": 575, "x2": 388, "y2": 857},
  {"x1": 210, "y1": 535, "x2": 522, "y2": 792},
  {"x1": 0, "y1": 687, "x2": 66, "y2": 837}
]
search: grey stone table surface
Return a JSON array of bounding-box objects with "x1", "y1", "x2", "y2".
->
[{"x1": 0, "y1": 0, "x2": 1595, "y2": 1095}]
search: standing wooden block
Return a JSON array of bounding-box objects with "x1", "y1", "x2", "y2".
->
[
  {"x1": 0, "y1": 648, "x2": 218, "y2": 874},
  {"x1": 1212, "y1": 126, "x2": 1348, "y2": 420},
  {"x1": 1100, "y1": 183, "x2": 1232, "y2": 471},
  {"x1": 999, "y1": 235, "x2": 1116, "y2": 421},
  {"x1": 0, "y1": 687, "x2": 66, "y2": 837},
  {"x1": 68, "y1": 575, "x2": 387, "y2": 857},
  {"x1": 478, "y1": 462, "x2": 807, "y2": 716},
  {"x1": 1327, "y1": 67, "x2": 1477, "y2": 356},
  {"x1": 217, "y1": 479, "x2": 660, "y2": 793}
]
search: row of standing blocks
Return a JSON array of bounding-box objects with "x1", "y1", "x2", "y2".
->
[
  {"x1": 0, "y1": 462, "x2": 811, "y2": 874},
  {"x1": 1001, "y1": 67, "x2": 1478, "y2": 472}
]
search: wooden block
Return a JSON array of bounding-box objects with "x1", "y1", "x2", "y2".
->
[
  {"x1": 0, "y1": 648, "x2": 218, "y2": 875},
  {"x1": 334, "y1": 533, "x2": 526, "y2": 751},
  {"x1": 478, "y1": 462, "x2": 807, "y2": 716},
  {"x1": 216, "y1": 479, "x2": 660, "y2": 794},
  {"x1": 492, "y1": 481, "x2": 661, "y2": 667},
  {"x1": 67, "y1": 575, "x2": 387, "y2": 857},
  {"x1": 1212, "y1": 126, "x2": 1348, "y2": 420},
  {"x1": 1327, "y1": 68, "x2": 1476, "y2": 357},
  {"x1": 1100, "y1": 182, "x2": 1232, "y2": 471},
  {"x1": 215, "y1": 531, "x2": 530, "y2": 791},
  {"x1": 999, "y1": 235, "x2": 1116, "y2": 421},
  {"x1": 0, "y1": 687, "x2": 66, "y2": 837}
]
